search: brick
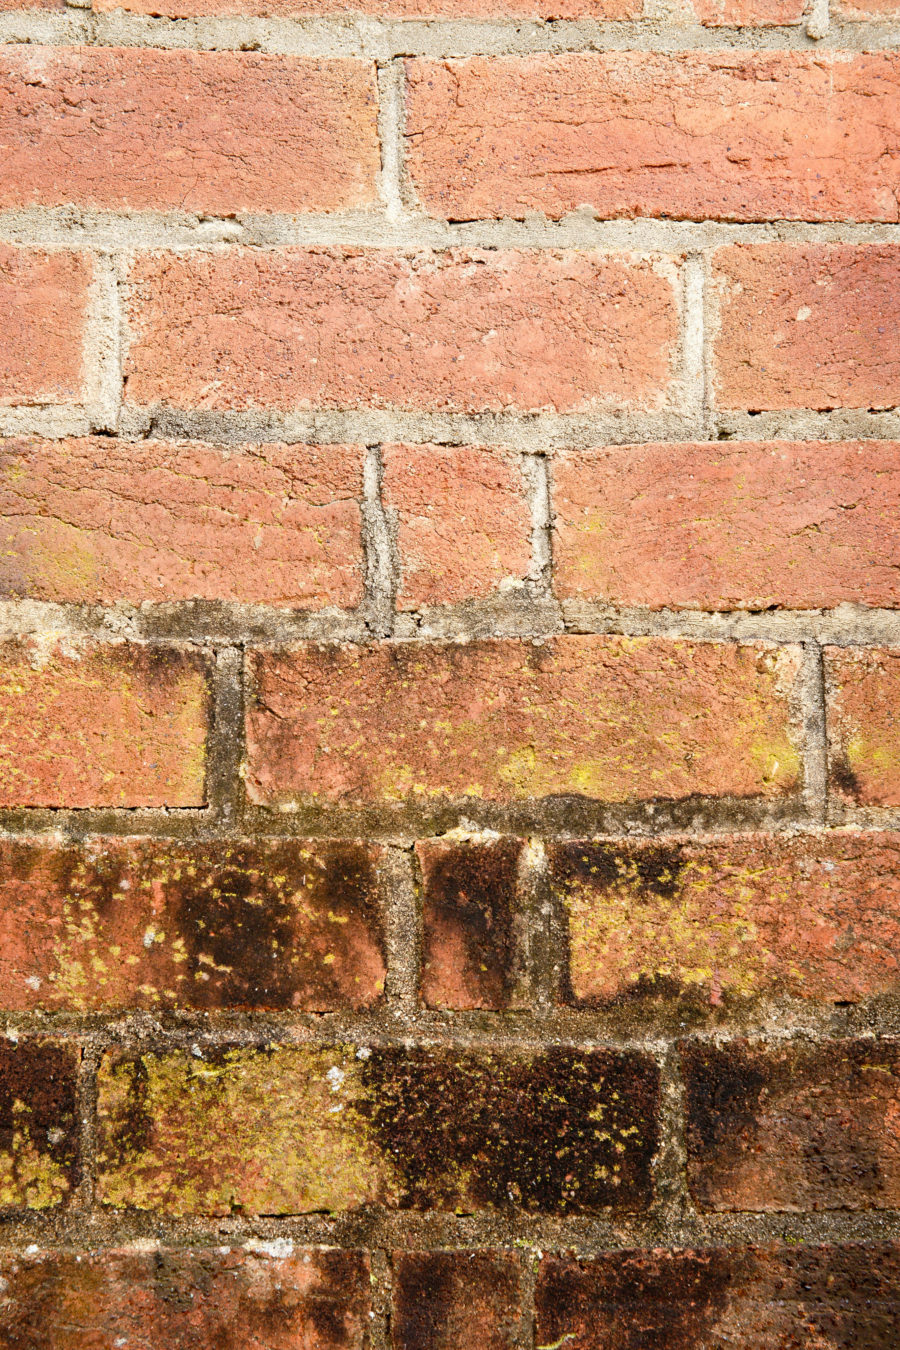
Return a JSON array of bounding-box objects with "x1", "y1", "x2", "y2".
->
[
  {"x1": 0, "y1": 49, "x2": 377, "y2": 214},
  {"x1": 535, "y1": 1243, "x2": 900, "y2": 1350},
  {"x1": 406, "y1": 54, "x2": 900, "y2": 222},
  {"x1": 245, "y1": 638, "x2": 802, "y2": 807},
  {"x1": 392, "y1": 1251, "x2": 527, "y2": 1350},
  {"x1": 549, "y1": 832, "x2": 900, "y2": 1007},
  {"x1": 0, "y1": 1246, "x2": 371, "y2": 1349},
  {"x1": 0, "y1": 248, "x2": 89, "y2": 406},
  {"x1": 418, "y1": 837, "x2": 524, "y2": 1009},
  {"x1": 0, "y1": 838, "x2": 385, "y2": 1012},
  {"x1": 712, "y1": 244, "x2": 900, "y2": 411},
  {"x1": 826, "y1": 647, "x2": 900, "y2": 807},
  {"x1": 123, "y1": 249, "x2": 677, "y2": 414},
  {"x1": 552, "y1": 441, "x2": 900, "y2": 610},
  {"x1": 382, "y1": 444, "x2": 532, "y2": 608},
  {"x1": 836, "y1": 0, "x2": 900, "y2": 15},
  {"x1": 94, "y1": 0, "x2": 638, "y2": 16},
  {"x1": 682, "y1": 1037, "x2": 900, "y2": 1211},
  {"x1": 0, "y1": 639, "x2": 210, "y2": 808},
  {"x1": 0, "y1": 1039, "x2": 80, "y2": 1211},
  {"x1": 96, "y1": 1044, "x2": 658, "y2": 1216},
  {"x1": 0, "y1": 437, "x2": 364, "y2": 607},
  {"x1": 691, "y1": 0, "x2": 806, "y2": 19}
]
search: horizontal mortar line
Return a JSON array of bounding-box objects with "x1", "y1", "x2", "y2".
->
[
  {"x1": 4, "y1": 209, "x2": 900, "y2": 253},
  {"x1": 2, "y1": 12, "x2": 900, "y2": 56}
]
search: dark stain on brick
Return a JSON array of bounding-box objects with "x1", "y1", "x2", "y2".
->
[
  {"x1": 100, "y1": 1053, "x2": 155, "y2": 1171},
  {"x1": 829, "y1": 752, "x2": 862, "y2": 801},
  {"x1": 548, "y1": 840, "x2": 687, "y2": 902},
  {"x1": 359, "y1": 1047, "x2": 659, "y2": 1214},
  {"x1": 681, "y1": 1040, "x2": 768, "y2": 1157},
  {"x1": 0, "y1": 1040, "x2": 80, "y2": 1206},
  {"x1": 392, "y1": 1251, "x2": 526, "y2": 1350},
  {"x1": 419, "y1": 839, "x2": 523, "y2": 1009}
]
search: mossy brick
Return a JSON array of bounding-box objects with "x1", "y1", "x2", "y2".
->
[
  {"x1": 96, "y1": 1043, "x2": 659, "y2": 1217},
  {"x1": 0, "y1": 837, "x2": 385, "y2": 1012},
  {"x1": 392, "y1": 1251, "x2": 528, "y2": 1350},
  {"x1": 826, "y1": 647, "x2": 900, "y2": 807},
  {"x1": 0, "y1": 1039, "x2": 80, "y2": 1212},
  {"x1": 0, "y1": 639, "x2": 211, "y2": 808},
  {"x1": 682, "y1": 1037, "x2": 900, "y2": 1211},
  {"x1": 245, "y1": 637, "x2": 802, "y2": 808},
  {"x1": 550, "y1": 832, "x2": 900, "y2": 1007},
  {"x1": 0, "y1": 1246, "x2": 371, "y2": 1349}
]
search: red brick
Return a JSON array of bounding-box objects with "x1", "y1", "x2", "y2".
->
[
  {"x1": 712, "y1": 244, "x2": 900, "y2": 411},
  {"x1": 392, "y1": 1251, "x2": 527, "y2": 1350},
  {"x1": 0, "y1": 1039, "x2": 80, "y2": 1211},
  {"x1": 96, "y1": 1044, "x2": 658, "y2": 1216},
  {"x1": 692, "y1": 0, "x2": 806, "y2": 19},
  {"x1": 406, "y1": 54, "x2": 900, "y2": 222},
  {"x1": 0, "y1": 437, "x2": 364, "y2": 607},
  {"x1": 683, "y1": 1037, "x2": 900, "y2": 1211},
  {"x1": 836, "y1": 0, "x2": 900, "y2": 15},
  {"x1": 0, "y1": 1246, "x2": 371, "y2": 1349},
  {"x1": 0, "y1": 49, "x2": 377, "y2": 214},
  {"x1": 123, "y1": 249, "x2": 678, "y2": 414},
  {"x1": 0, "y1": 639, "x2": 210, "y2": 808},
  {"x1": 245, "y1": 638, "x2": 802, "y2": 807},
  {"x1": 826, "y1": 647, "x2": 900, "y2": 807},
  {"x1": 0, "y1": 837, "x2": 385, "y2": 1011},
  {"x1": 0, "y1": 248, "x2": 89, "y2": 406},
  {"x1": 418, "y1": 837, "x2": 524, "y2": 1009},
  {"x1": 382, "y1": 444, "x2": 532, "y2": 608},
  {"x1": 550, "y1": 832, "x2": 900, "y2": 1006},
  {"x1": 535, "y1": 1244, "x2": 900, "y2": 1350},
  {"x1": 95, "y1": 0, "x2": 637, "y2": 15},
  {"x1": 552, "y1": 440, "x2": 900, "y2": 610}
]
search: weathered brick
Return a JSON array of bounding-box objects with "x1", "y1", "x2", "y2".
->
[
  {"x1": 553, "y1": 440, "x2": 900, "y2": 610},
  {"x1": 535, "y1": 1243, "x2": 900, "y2": 1349},
  {"x1": 0, "y1": 1246, "x2": 371, "y2": 1349},
  {"x1": 418, "y1": 837, "x2": 524, "y2": 1009},
  {"x1": 550, "y1": 832, "x2": 900, "y2": 1006},
  {"x1": 392, "y1": 1251, "x2": 527, "y2": 1350},
  {"x1": 0, "y1": 437, "x2": 364, "y2": 607},
  {"x1": 245, "y1": 638, "x2": 802, "y2": 807},
  {"x1": 123, "y1": 249, "x2": 678, "y2": 414},
  {"x1": 0, "y1": 49, "x2": 377, "y2": 214},
  {"x1": 691, "y1": 0, "x2": 806, "y2": 19},
  {"x1": 406, "y1": 54, "x2": 900, "y2": 222},
  {"x1": 94, "y1": 0, "x2": 638, "y2": 15},
  {"x1": 96, "y1": 1044, "x2": 658, "y2": 1216},
  {"x1": 836, "y1": 0, "x2": 900, "y2": 15},
  {"x1": 0, "y1": 639, "x2": 210, "y2": 808},
  {"x1": 382, "y1": 444, "x2": 532, "y2": 608},
  {"x1": 712, "y1": 244, "x2": 900, "y2": 411},
  {"x1": 683, "y1": 1037, "x2": 900, "y2": 1210},
  {"x1": 826, "y1": 647, "x2": 900, "y2": 807},
  {"x1": 0, "y1": 1039, "x2": 80, "y2": 1211},
  {"x1": 0, "y1": 838, "x2": 385, "y2": 1011},
  {"x1": 0, "y1": 248, "x2": 89, "y2": 406}
]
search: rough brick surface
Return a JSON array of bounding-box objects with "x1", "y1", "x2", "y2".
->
[
  {"x1": 392, "y1": 1251, "x2": 528, "y2": 1350},
  {"x1": 382, "y1": 444, "x2": 532, "y2": 608},
  {"x1": 0, "y1": 1039, "x2": 80, "y2": 1211},
  {"x1": 550, "y1": 832, "x2": 900, "y2": 1006},
  {"x1": 407, "y1": 54, "x2": 900, "y2": 222},
  {"x1": 0, "y1": 49, "x2": 378, "y2": 214},
  {"x1": 535, "y1": 1244, "x2": 900, "y2": 1349},
  {"x1": 826, "y1": 647, "x2": 900, "y2": 807},
  {"x1": 0, "y1": 1247, "x2": 372, "y2": 1349},
  {"x1": 712, "y1": 244, "x2": 900, "y2": 411},
  {"x1": 123, "y1": 249, "x2": 678, "y2": 414},
  {"x1": 0, "y1": 437, "x2": 364, "y2": 607},
  {"x1": 692, "y1": 0, "x2": 806, "y2": 19},
  {"x1": 552, "y1": 441, "x2": 900, "y2": 610},
  {"x1": 0, "y1": 248, "x2": 89, "y2": 406},
  {"x1": 418, "y1": 837, "x2": 524, "y2": 1008},
  {"x1": 683, "y1": 1038, "x2": 900, "y2": 1211},
  {"x1": 96, "y1": 1044, "x2": 658, "y2": 1215},
  {"x1": 245, "y1": 638, "x2": 802, "y2": 807},
  {"x1": 0, "y1": 640, "x2": 210, "y2": 808},
  {"x1": 0, "y1": 837, "x2": 385, "y2": 1011}
]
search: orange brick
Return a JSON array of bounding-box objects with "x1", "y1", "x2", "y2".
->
[
  {"x1": 0, "y1": 248, "x2": 89, "y2": 406},
  {"x1": 0, "y1": 438, "x2": 364, "y2": 607},
  {"x1": 0, "y1": 49, "x2": 378, "y2": 214},
  {"x1": 691, "y1": 0, "x2": 806, "y2": 19},
  {"x1": 826, "y1": 647, "x2": 900, "y2": 807},
  {"x1": 0, "y1": 640, "x2": 210, "y2": 808},
  {"x1": 712, "y1": 244, "x2": 900, "y2": 411},
  {"x1": 245, "y1": 637, "x2": 802, "y2": 807},
  {"x1": 123, "y1": 249, "x2": 678, "y2": 414},
  {"x1": 406, "y1": 54, "x2": 900, "y2": 222}
]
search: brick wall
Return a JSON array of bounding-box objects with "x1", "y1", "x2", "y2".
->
[{"x1": 0, "y1": 0, "x2": 898, "y2": 1344}]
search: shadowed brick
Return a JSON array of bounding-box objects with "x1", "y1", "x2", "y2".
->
[
  {"x1": 0, "y1": 248, "x2": 89, "y2": 406},
  {"x1": 392, "y1": 1251, "x2": 527, "y2": 1350},
  {"x1": 0, "y1": 1039, "x2": 80, "y2": 1211},
  {"x1": 826, "y1": 647, "x2": 900, "y2": 807}
]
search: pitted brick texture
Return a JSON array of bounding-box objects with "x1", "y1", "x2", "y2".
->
[{"x1": 0, "y1": 248, "x2": 90, "y2": 406}]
